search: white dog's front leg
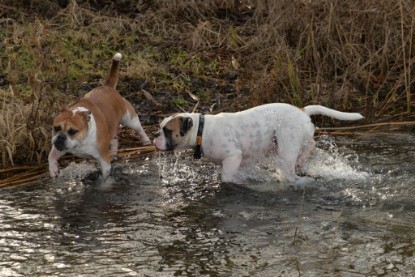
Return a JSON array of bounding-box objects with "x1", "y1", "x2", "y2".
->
[
  {"x1": 220, "y1": 152, "x2": 243, "y2": 183},
  {"x1": 48, "y1": 146, "x2": 66, "y2": 178}
]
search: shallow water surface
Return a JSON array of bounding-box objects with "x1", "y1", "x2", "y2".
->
[{"x1": 1, "y1": 133, "x2": 414, "y2": 276}]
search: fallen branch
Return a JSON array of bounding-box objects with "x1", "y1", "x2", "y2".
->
[
  {"x1": 0, "y1": 173, "x2": 48, "y2": 189},
  {"x1": 0, "y1": 164, "x2": 45, "y2": 174},
  {"x1": 316, "y1": 121, "x2": 415, "y2": 132},
  {"x1": 0, "y1": 145, "x2": 157, "y2": 189}
]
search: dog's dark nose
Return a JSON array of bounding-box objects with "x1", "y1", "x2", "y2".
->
[
  {"x1": 54, "y1": 134, "x2": 67, "y2": 151},
  {"x1": 56, "y1": 134, "x2": 66, "y2": 142},
  {"x1": 154, "y1": 131, "x2": 161, "y2": 138}
]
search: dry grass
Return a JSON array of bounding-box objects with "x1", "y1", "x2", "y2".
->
[
  {"x1": 240, "y1": 0, "x2": 415, "y2": 112},
  {"x1": 0, "y1": 0, "x2": 414, "y2": 168},
  {"x1": 131, "y1": 0, "x2": 415, "y2": 114}
]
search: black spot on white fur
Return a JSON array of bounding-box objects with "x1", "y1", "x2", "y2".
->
[{"x1": 180, "y1": 117, "x2": 193, "y2": 136}]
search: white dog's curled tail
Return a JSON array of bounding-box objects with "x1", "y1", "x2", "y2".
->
[
  {"x1": 105, "y1": 52, "x2": 122, "y2": 88},
  {"x1": 303, "y1": 105, "x2": 363, "y2": 121}
]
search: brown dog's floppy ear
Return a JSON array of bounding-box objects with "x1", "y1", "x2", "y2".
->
[
  {"x1": 81, "y1": 111, "x2": 92, "y2": 122},
  {"x1": 180, "y1": 117, "x2": 193, "y2": 136}
]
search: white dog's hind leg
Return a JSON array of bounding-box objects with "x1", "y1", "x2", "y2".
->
[
  {"x1": 274, "y1": 134, "x2": 303, "y2": 182},
  {"x1": 296, "y1": 139, "x2": 316, "y2": 175},
  {"x1": 275, "y1": 158, "x2": 297, "y2": 182},
  {"x1": 277, "y1": 137, "x2": 316, "y2": 188}
]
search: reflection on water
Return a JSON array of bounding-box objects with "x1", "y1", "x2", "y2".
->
[{"x1": 1, "y1": 133, "x2": 415, "y2": 276}]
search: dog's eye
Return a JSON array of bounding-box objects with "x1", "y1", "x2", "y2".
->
[
  {"x1": 163, "y1": 127, "x2": 172, "y2": 138},
  {"x1": 53, "y1": 126, "x2": 61, "y2": 132},
  {"x1": 67, "y1": 128, "x2": 78, "y2": 136}
]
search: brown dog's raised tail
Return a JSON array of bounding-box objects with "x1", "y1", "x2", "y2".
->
[{"x1": 105, "y1": 52, "x2": 122, "y2": 88}]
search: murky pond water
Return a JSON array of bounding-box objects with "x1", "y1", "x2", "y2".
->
[{"x1": 1, "y1": 133, "x2": 414, "y2": 276}]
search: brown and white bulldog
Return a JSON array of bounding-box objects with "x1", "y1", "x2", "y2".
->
[
  {"x1": 154, "y1": 104, "x2": 363, "y2": 184},
  {"x1": 48, "y1": 53, "x2": 151, "y2": 178}
]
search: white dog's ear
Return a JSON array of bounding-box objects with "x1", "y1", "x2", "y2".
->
[{"x1": 180, "y1": 117, "x2": 193, "y2": 136}]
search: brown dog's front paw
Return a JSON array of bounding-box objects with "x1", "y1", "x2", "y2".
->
[{"x1": 49, "y1": 162, "x2": 60, "y2": 178}]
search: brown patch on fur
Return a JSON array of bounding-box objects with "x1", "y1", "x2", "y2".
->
[
  {"x1": 161, "y1": 116, "x2": 192, "y2": 150},
  {"x1": 81, "y1": 86, "x2": 130, "y2": 159},
  {"x1": 164, "y1": 116, "x2": 182, "y2": 138},
  {"x1": 155, "y1": 115, "x2": 197, "y2": 151}
]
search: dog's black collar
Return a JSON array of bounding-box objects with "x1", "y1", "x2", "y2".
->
[{"x1": 194, "y1": 114, "x2": 204, "y2": 159}]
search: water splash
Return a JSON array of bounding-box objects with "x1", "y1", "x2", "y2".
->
[
  {"x1": 157, "y1": 152, "x2": 221, "y2": 202},
  {"x1": 230, "y1": 135, "x2": 370, "y2": 186},
  {"x1": 306, "y1": 135, "x2": 370, "y2": 181},
  {"x1": 156, "y1": 135, "x2": 369, "y2": 193},
  {"x1": 59, "y1": 161, "x2": 98, "y2": 178}
]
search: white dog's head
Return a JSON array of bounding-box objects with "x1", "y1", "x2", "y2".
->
[
  {"x1": 153, "y1": 113, "x2": 196, "y2": 151},
  {"x1": 51, "y1": 107, "x2": 91, "y2": 152}
]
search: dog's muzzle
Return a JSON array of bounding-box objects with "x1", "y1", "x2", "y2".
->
[
  {"x1": 153, "y1": 133, "x2": 175, "y2": 151},
  {"x1": 54, "y1": 134, "x2": 67, "y2": 151}
]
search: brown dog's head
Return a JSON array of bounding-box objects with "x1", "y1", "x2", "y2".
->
[
  {"x1": 51, "y1": 107, "x2": 91, "y2": 152},
  {"x1": 153, "y1": 114, "x2": 195, "y2": 151}
]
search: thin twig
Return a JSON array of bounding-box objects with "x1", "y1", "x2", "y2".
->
[{"x1": 316, "y1": 121, "x2": 415, "y2": 131}]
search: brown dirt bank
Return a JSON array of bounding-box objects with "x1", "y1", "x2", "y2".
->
[{"x1": 0, "y1": 0, "x2": 414, "y2": 169}]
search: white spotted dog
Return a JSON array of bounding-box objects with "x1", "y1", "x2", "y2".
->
[
  {"x1": 153, "y1": 104, "x2": 363, "y2": 184},
  {"x1": 48, "y1": 53, "x2": 151, "y2": 179}
]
